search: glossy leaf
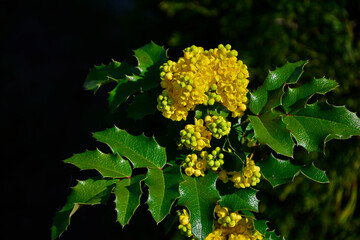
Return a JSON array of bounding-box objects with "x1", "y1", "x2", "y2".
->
[
  {"x1": 257, "y1": 154, "x2": 329, "y2": 187},
  {"x1": 300, "y1": 162, "x2": 330, "y2": 183},
  {"x1": 93, "y1": 126, "x2": 167, "y2": 169},
  {"x1": 84, "y1": 60, "x2": 134, "y2": 92},
  {"x1": 145, "y1": 166, "x2": 182, "y2": 223},
  {"x1": 257, "y1": 154, "x2": 300, "y2": 187},
  {"x1": 282, "y1": 77, "x2": 338, "y2": 113},
  {"x1": 249, "y1": 110, "x2": 294, "y2": 157},
  {"x1": 219, "y1": 187, "x2": 259, "y2": 212},
  {"x1": 178, "y1": 172, "x2": 220, "y2": 240},
  {"x1": 282, "y1": 101, "x2": 360, "y2": 152},
  {"x1": 114, "y1": 175, "x2": 145, "y2": 227},
  {"x1": 134, "y1": 41, "x2": 168, "y2": 75},
  {"x1": 51, "y1": 178, "x2": 117, "y2": 239},
  {"x1": 248, "y1": 61, "x2": 307, "y2": 115},
  {"x1": 104, "y1": 42, "x2": 167, "y2": 112},
  {"x1": 64, "y1": 149, "x2": 132, "y2": 178},
  {"x1": 264, "y1": 230, "x2": 285, "y2": 240},
  {"x1": 127, "y1": 92, "x2": 158, "y2": 119},
  {"x1": 254, "y1": 219, "x2": 268, "y2": 236}
]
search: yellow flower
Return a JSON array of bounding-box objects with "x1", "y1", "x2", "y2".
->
[
  {"x1": 205, "y1": 229, "x2": 226, "y2": 240},
  {"x1": 157, "y1": 44, "x2": 250, "y2": 121},
  {"x1": 228, "y1": 155, "x2": 261, "y2": 189},
  {"x1": 179, "y1": 118, "x2": 212, "y2": 151}
]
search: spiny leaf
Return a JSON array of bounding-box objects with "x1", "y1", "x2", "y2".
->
[
  {"x1": 134, "y1": 41, "x2": 168, "y2": 75},
  {"x1": 64, "y1": 149, "x2": 132, "y2": 178},
  {"x1": 257, "y1": 154, "x2": 329, "y2": 187},
  {"x1": 300, "y1": 162, "x2": 330, "y2": 183},
  {"x1": 254, "y1": 219, "x2": 269, "y2": 236},
  {"x1": 114, "y1": 175, "x2": 145, "y2": 227},
  {"x1": 127, "y1": 91, "x2": 159, "y2": 120},
  {"x1": 282, "y1": 101, "x2": 360, "y2": 152},
  {"x1": 51, "y1": 178, "x2": 117, "y2": 239},
  {"x1": 264, "y1": 60, "x2": 308, "y2": 90},
  {"x1": 145, "y1": 166, "x2": 182, "y2": 223},
  {"x1": 257, "y1": 154, "x2": 300, "y2": 187},
  {"x1": 219, "y1": 187, "x2": 259, "y2": 212},
  {"x1": 93, "y1": 126, "x2": 167, "y2": 169},
  {"x1": 178, "y1": 172, "x2": 220, "y2": 240},
  {"x1": 248, "y1": 61, "x2": 307, "y2": 115},
  {"x1": 104, "y1": 42, "x2": 167, "y2": 112},
  {"x1": 84, "y1": 60, "x2": 134, "y2": 92},
  {"x1": 282, "y1": 77, "x2": 339, "y2": 113},
  {"x1": 264, "y1": 230, "x2": 285, "y2": 240},
  {"x1": 248, "y1": 110, "x2": 294, "y2": 157}
]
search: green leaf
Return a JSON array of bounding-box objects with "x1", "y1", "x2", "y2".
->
[
  {"x1": 64, "y1": 149, "x2": 132, "y2": 178},
  {"x1": 219, "y1": 187, "x2": 259, "y2": 212},
  {"x1": 254, "y1": 219, "x2": 268, "y2": 236},
  {"x1": 282, "y1": 77, "x2": 339, "y2": 113},
  {"x1": 114, "y1": 175, "x2": 145, "y2": 227},
  {"x1": 178, "y1": 172, "x2": 220, "y2": 240},
  {"x1": 264, "y1": 60, "x2": 308, "y2": 90},
  {"x1": 93, "y1": 126, "x2": 167, "y2": 169},
  {"x1": 51, "y1": 178, "x2": 117, "y2": 239},
  {"x1": 249, "y1": 110, "x2": 294, "y2": 157},
  {"x1": 257, "y1": 154, "x2": 329, "y2": 187},
  {"x1": 84, "y1": 60, "x2": 134, "y2": 92},
  {"x1": 134, "y1": 41, "x2": 168, "y2": 75},
  {"x1": 145, "y1": 166, "x2": 182, "y2": 223},
  {"x1": 282, "y1": 101, "x2": 360, "y2": 152},
  {"x1": 300, "y1": 162, "x2": 329, "y2": 183},
  {"x1": 264, "y1": 230, "x2": 285, "y2": 240},
  {"x1": 257, "y1": 154, "x2": 300, "y2": 187},
  {"x1": 108, "y1": 80, "x2": 142, "y2": 112},
  {"x1": 127, "y1": 92, "x2": 158, "y2": 120},
  {"x1": 248, "y1": 61, "x2": 307, "y2": 115},
  {"x1": 106, "y1": 42, "x2": 167, "y2": 112}
]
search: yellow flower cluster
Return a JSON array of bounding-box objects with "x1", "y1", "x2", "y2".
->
[
  {"x1": 205, "y1": 115, "x2": 232, "y2": 139},
  {"x1": 182, "y1": 153, "x2": 207, "y2": 177},
  {"x1": 157, "y1": 44, "x2": 249, "y2": 121},
  {"x1": 179, "y1": 118, "x2": 212, "y2": 151},
  {"x1": 229, "y1": 157, "x2": 261, "y2": 188},
  {"x1": 178, "y1": 209, "x2": 194, "y2": 239},
  {"x1": 181, "y1": 147, "x2": 225, "y2": 177},
  {"x1": 205, "y1": 206, "x2": 263, "y2": 240},
  {"x1": 215, "y1": 205, "x2": 242, "y2": 228}
]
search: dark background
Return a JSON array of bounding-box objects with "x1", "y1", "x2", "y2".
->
[{"x1": 1, "y1": 0, "x2": 360, "y2": 239}]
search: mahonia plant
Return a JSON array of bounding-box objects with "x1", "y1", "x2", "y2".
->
[{"x1": 51, "y1": 42, "x2": 360, "y2": 240}]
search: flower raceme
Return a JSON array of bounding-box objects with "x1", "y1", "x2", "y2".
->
[
  {"x1": 157, "y1": 44, "x2": 250, "y2": 121},
  {"x1": 178, "y1": 206, "x2": 263, "y2": 240}
]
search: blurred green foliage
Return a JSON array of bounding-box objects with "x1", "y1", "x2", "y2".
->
[{"x1": 156, "y1": 0, "x2": 360, "y2": 239}]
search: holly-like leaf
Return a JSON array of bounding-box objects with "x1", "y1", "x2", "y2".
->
[
  {"x1": 282, "y1": 101, "x2": 360, "y2": 152},
  {"x1": 219, "y1": 187, "x2": 259, "y2": 212},
  {"x1": 300, "y1": 162, "x2": 330, "y2": 183},
  {"x1": 64, "y1": 149, "x2": 132, "y2": 178},
  {"x1": 257, "y1": 154, "x2": 329, "y2": 187},
  {"x1": 51, "y1": 178, "x2": 117, "y2": 239},
  {"x1": 134, "y1": 41, "x2": 168, "y2": 76},
  {"x1": 257, "y1": 154, "x2": 300, "y2": 187},
  {"x1": 254, "y1": 219, "x2": 268, "y2": 236},
  {"x1": 264, "y1": 230, "x2": 285, "y2": 240},
  {"x1": 248, "y1": 110, "x2": 294, "y2": 157},
  {"x1": 282, "y1": 77, "x2": 338, "y2": 113},
  {"x1": 84, "y1": 60, "x2": 135, "y2": 92},
  {"x1": 145, "y1": 166, "x2": 182, "y2": 223},
  {"x1": 248, "y1": 61, "x2": 307, "y2": 115},
  {"x1": 114, "y1": 175, "x2": 145, "y2": 227},
  {"x1": 93, "y1": 126, "x2": 167, "y2": 169},
  {"x1": 178, "y1": 172, "x2": 220, "y2": 240},
  {"x1": 127, "y1": 92, "x2": 158, "y2": 120}
]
